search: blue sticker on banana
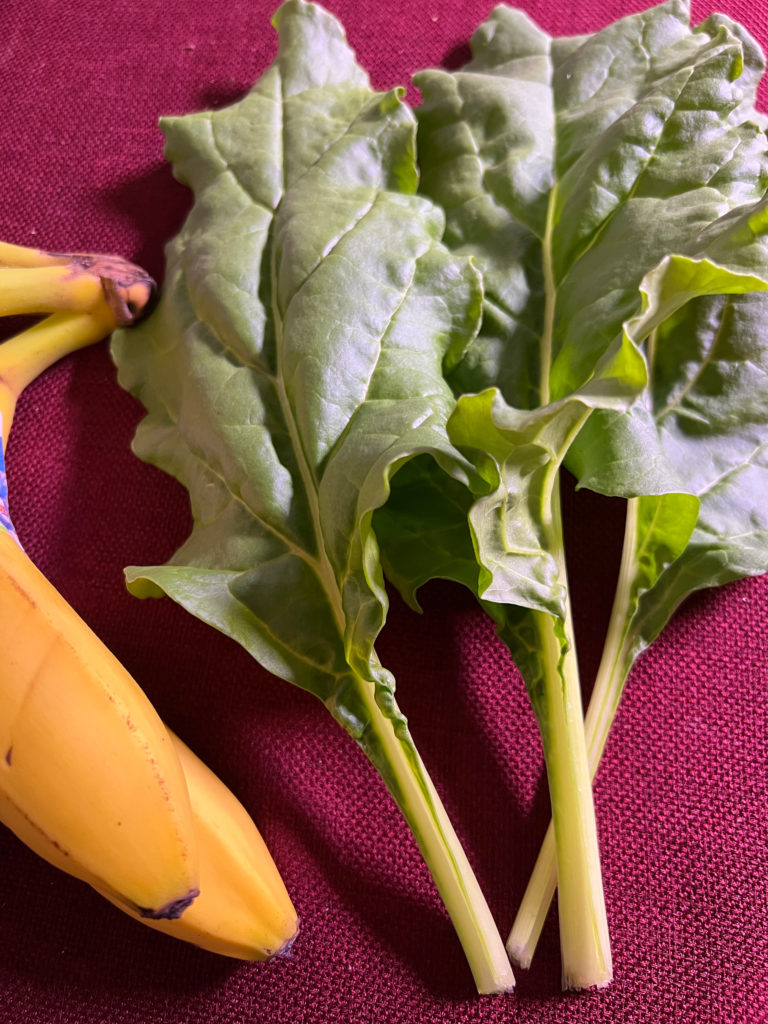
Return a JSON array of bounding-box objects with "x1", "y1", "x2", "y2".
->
[{"x1": 0, "y1": 418, "x2": 20, "y2": 544}]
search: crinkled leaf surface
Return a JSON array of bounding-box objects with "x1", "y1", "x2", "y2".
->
[
  {"x1": 112, "y1": 0, "x2": 481, "y2": 727},
  {"x1": 110, "y1": 1, "x2": 519, "y2": 995},
  {"x1": 377, "y1": 0, "x2": 768, "y2": 978},
  {"x1": 571, "y1": 212, "x2": 768, "y2": 665},
  {"x1": 382, "y1": 0, "x2": 768, "y2": 661}
]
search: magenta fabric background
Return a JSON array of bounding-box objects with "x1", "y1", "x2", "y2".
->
[{"x1": 1, "y1": 0, "x2": 767, "y2": 1021}]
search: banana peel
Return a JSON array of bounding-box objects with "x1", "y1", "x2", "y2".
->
[{"x1": 0, "y1": 238, "x2": 298, "y2": 960}]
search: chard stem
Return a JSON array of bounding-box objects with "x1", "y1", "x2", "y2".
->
[
  {"x1": 508, "y1": 470, "x2": 612, "y2": 989},
  {"x1": 507, "y1": 498, "x2": 639, "y2": 969},
  {"x1": 353, "y1": 675, "x2": 516, "y2": 995},
  {"x1": 531, "y1": 612, "x2": 612, "y2": 989}
]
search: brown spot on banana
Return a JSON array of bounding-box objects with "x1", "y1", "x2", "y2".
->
[{"x1": 136, "y1": 890, "x2": 201, "y2": 921}]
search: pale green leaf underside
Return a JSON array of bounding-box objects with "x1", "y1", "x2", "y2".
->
[
  {"x1": 111, "y1": 7, "x2": 525, "y2": 992},
  {"x1": 111, "y1": 0, "x2": 482, "y2": 731}
]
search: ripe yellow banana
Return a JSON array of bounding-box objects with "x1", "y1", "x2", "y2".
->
[
  {"x1": 0, "y1": 726, "x2": 299, "y2": 958},
  {"x1": 131, "y1": 732, "x2": 299, "y2": 959},
  {"x1": 0, "y1": 241, "x2": 199, "y2": 918},
  {"x1": 0, "y1": 238, "x2": 298, "y2": 958},
  {"x1": 0, "y1": 528, "x2": 200, "y2": 917}
]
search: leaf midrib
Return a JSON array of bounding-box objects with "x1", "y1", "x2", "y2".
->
[{"x1": 269, "y1": 242, "x2": 348, "y2": 640}]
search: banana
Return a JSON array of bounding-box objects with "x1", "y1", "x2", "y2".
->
[
  {"x1": 0, "y1": 526, "x2": 200, "y2": 918},
  {"x1": 0, "y1": 242, "x2": 199, "y2": 917},
  {"x1": 0, "y1": 727, "x2": 299, "y2": 958},
  {"x1": 0, "y1": 238, "x2": 298, "y2": 958},
  {"x1": 131, "y1": 732, "x2": 299, "y2": 959}
]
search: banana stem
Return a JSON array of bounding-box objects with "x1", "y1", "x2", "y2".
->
[
  {"x1": 0, "y1": 306, "x2": 117, "y2": 447},
  {"x1": 0, "y1": 241, "x2": 156, "y2": 448},
  {"x1": 0, "y1": 266, "x2": 104, "y2": 317},
  {"x1": 0, "y1": 241, "x2": 72, "y2": 269},
  {"x1": 1, "y1": 252, "x2": 154, "y2": 326}
]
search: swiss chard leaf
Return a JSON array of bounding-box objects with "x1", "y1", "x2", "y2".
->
[
  {"x1": 509, "y1": 200, "x2": 768, "y2": 972},
  {"x1": 560, "y1": 185, "x2": 768, "y2": 668},
  {"x1": 378, "y1": 0, "x2": 768, "y2": 988},
  {"x1": 571, "y1": 198, "x2": 768, "y2": 679},
  {"x1": 385, "y1": 0, "x2": 768, "y2": 622},
  {"x1": 111, "y1": 0, "x2": 515, "y2": 995},
  {"x1": 415, "y1": 0, "x2": 768, "y2": 409}
]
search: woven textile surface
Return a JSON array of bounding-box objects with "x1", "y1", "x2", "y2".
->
[{"x1": 1, "y1": 0, "x2": 767, "y2": 1021}]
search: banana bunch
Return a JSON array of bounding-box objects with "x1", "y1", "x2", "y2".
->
[{"x1": 0, "y1": 239, "x2": 298, "y2": 959}]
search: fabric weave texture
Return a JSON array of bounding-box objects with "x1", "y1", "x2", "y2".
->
[{"x1": 0, "y1": 0, "x2": 766, "y2": 1021}]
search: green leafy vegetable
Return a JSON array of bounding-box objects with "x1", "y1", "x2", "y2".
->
[
  {"x1": 110, "y1": 0, "x2": 768, "y2": 994},
  {"x1": 110, "y1": 0, "x2": 515, "y2": 995},
  {"x1": 511, "y1": 202, "x2": 768, "y2": 968},
  {"x1": 376, "y1": 0, "x2": 768, "y2": 988}
]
